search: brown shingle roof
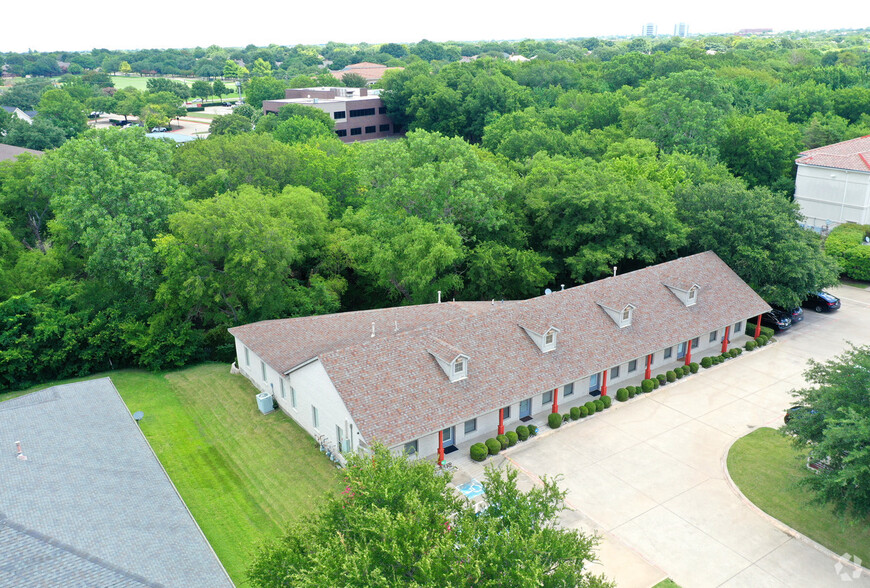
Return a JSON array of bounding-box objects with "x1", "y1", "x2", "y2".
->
[
  {"x1": 796, "y1": 135, "x2": 870, "y2": 172},
  {"x1": 0, "y1": 144, "x2": 43, "y2": 162},
  {"x1": 233, "y1": 252, "x2": 769, "y2": 447}
]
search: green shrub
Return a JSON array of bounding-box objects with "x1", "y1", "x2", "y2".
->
[
  {"x1": 527, "y1": 424, "x2": 538, "y2": 436},
  {"x1": 563, "y1": 413, "x2": 571, "y2": 422},
  {"x1": 666, "y1": 370, "x2": 676, "y2": 382},
  {"x1": 652, "y1": 378, "x2": 660, "y2": 389},
  {"x1": 712, "y1": 355, "x2": 721, "y2": 364},
  {"x1": 641, "y1": 378, "x2": 654, "y2": 393},
  {"x1": 579, "y1": 406, "x2": 589, "y2": 417},
  {"x1": 470, "y1": 443, "x2": 488, "y2": 461},
  {"x1": 656, "y1": 373, "x2": 667, "y2": 385},
  {"x1": 689, "y1": 362, "x2": 699, "y2": 373},
  {"x1": 735, "y1": 347, "x2": 743, "y2": 355},
  {"x1": 570, "y1": 406, "x2": 582, "y2": 419},
  {"x1": 745, "y1": 340, "x2": 756, "y2": 351},
  {"x1": 585, "y1": 401, "x2": 597, "y2": 414},
  {"x1": 729, "y1": 348, "x2": 739, "y2": 358},
  {"x1": 675, "y1": 367, "x2": 685, "y2": 379},
  {"x1": 701, "y1": 356, "x2": 713, "y2": 368},
  {"x1": 516, "y1": 425, "x2": 529, "y2": 441},
  {"x1": 506, "y1": 431, "x2": 518, "y2": 446},
  {"x1": 628, "y1": 387, "x2": 636, "y2": 398},
  {"x1": 601, "y1": 395, "x2": 612, "y2": 408},
  {"x1": 842, "y1": 245, "x2": 870, "y2": 281},
  {"x1": 757, "y1": 335, "x2": 769, "y2": 346},
  {"x1": 548, "y1": 413, "x2": 562, "y2": 429},
  {"x1": 616, "y1": 388, "x2": 628, "y2": 402},
  {"x1": 496, "y1": 434, "x2": 509, "y2": 449},
  {"x1": 485, "y1": 438, "x2": 501, "y2": 455},
  {"x1": 745, "y1": 322, "x2": 775, "y2": 339},
  {"x1": 825, "y1": 223, "x2": 870, "y2": 280},
  {"x1": 593, "y1": 399, "x2": 604, "y2": 412}
]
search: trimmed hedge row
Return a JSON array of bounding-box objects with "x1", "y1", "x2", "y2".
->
[
  {"x1": 825, "y1": 222, "x2": 870, "y2": 281},
  {"x1": 745, "y1": 322, "x2": 775, "y2": 339}
]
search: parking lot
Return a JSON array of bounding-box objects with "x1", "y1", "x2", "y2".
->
[{"x1": 462, "y1": 285, "x2": 870, "y2": 587}]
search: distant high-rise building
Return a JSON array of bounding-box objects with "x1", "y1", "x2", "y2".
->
[
  {"x1": 674, "y1": 22, "x2": 689, "y2": 37},
  {"x1": 642, "y1": 23, "x2": 657, "y2": 37}
]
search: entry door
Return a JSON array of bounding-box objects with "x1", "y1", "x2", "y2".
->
[
  {"x1": 442, "y1": 426, "x2": 455, "y2": 448},
  {"x1": 519, "y1": 398, "x2": 532, "y2": 419},
  {"x1": 589, "y1": 372, "x2": 600, "y2": 393},
  {"x1": 677, "y1": 341, "x2": 687, "y2": 359}
]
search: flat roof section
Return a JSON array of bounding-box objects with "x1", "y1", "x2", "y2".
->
[{"x1": 0, "y1": 379, "x2": 233, "y2": 587}]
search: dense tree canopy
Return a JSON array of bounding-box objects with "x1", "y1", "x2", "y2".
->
[{"x1": 248, "y1": 444, "x2": 611, "y2": 588}]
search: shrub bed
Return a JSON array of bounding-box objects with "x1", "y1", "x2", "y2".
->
[
  {"x1": 506, "y1": 431, "x2": 518, "y2": 446},
  {"x1": 824, "y1": 222, "x2": 870, "y2": 280},
  {"x1": 485, "y1": 438, "x2": 501, "y2": 455},
  {"x1": 641, "y1": 378, "x2": 654, "y2": 393},
  {"x1": 570, "y1": 406, "x2": 582, "y2": 419},
  {"x1": 496, "y1": 434, "x2": 510, "y2": 449},
  {"x1": 689, "y1": 362, "x2": 699, "y2": 373},
  {"x1": 470, "y1": 443, "x2": 488, "y2": 461},
  {"x1": 656, "y1": 373, "x2": 667, "y2": 385},
  {"x1": 579, "y1": 406, "x2": 589, "y2": 417},
  {"x1": 601, "y1": 395, "x2": 612, "y2": 408},
  {"x1": 746, "y1": 322, "x2": 775, "y2": 339},
  {"x1": 675, "y1": 367, "x2": 685, "y2": 379},
  {"x1": 701, "y1": 356, "x2": 713, "y2": 368},
  {"x1": 745, "y1": 340, "x2": 757, "y2": 351},
  {"x1": 585, "y1": 401, "x2": 597, "y2": 414},
  {"x1": 616, "y1": 388, "x2": 629, "y2": 402},
  {"x1": 516, "y1": 425, "x2": 529, "y2": 441},
  {"x1": 652, "y1": 378, "x2": 659, "y2": 389},
  {"x1": 666, "y1": 370, "x2": 676, "y2": 382},
  {"x1": 729, "y1": 348, "x2": 740, "y2": 358},
  {"x1": 593, "y1": 399, "x2": 604, "y2": 412}
]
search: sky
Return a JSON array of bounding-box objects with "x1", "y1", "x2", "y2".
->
[{"x1": 3, "y1": 0, "x2": 868, "y2": 53}]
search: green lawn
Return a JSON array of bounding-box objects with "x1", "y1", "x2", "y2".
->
[
  {"x1": 108, "y1": 75, "x2": 239, "y2": 101},
  {"x1": 728, "y1": 427, "x2": 870, "y2": 564},
  {"x1": 2, "y1": 364, "x2": 341, "y2": 586},
  {"x1": 186, "y1": 112, "x2": 219, "y2": 119}
]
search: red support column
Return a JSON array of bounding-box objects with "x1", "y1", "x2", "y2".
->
[
  {"x1": 437, "y1": 430, "x2": 444, "y2": 466},
  {"x1": 721, "y1": 326, "x2": 730, "y2": 354},
  {"x1": 552, "y1": 387, "x2": 559, "y2": 414},
  {"x1": 498, "y1": 408, "x2": 505, "y2": 435},
  {"x1": 645, "y1": 354, "x2": 652, "y2": 380},
  {"x1": 685, "y1": 340, "x2": 692, "y2": 366},
  {"x1": 600, "y1": 371, "x2": 608, "y2": 396},
  {"x1": 754, "y1": 314, "x2": 762, "y2": 339}
]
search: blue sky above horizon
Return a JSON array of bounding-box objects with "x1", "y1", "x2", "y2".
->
[{"x1": 3, "y1": 0, "x2": 868, "y2": 53}]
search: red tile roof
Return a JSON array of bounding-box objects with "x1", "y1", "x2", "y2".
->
[
  {"x1": 231, "y1": 252, "x2": 769, "y2": 447},
  {"x1": 795, "y1": 135, "x2": 870, "y2": 172}
]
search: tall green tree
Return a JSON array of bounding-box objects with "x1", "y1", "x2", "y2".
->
[
  {"x1": 718, "y1": 110, "x2": 802, "y2": 191},
  {"x1": 191, "y1": 80, "x2": 212, "y2": 102},
  {"x1": 675, "y1": 178, "x2": 839, "y2": 307},
  {"x1": 248, "y1": 444, "x2": 612, "y2": 588},
  {"x1": 783, "y1": 344, "x2": 870, "y2": 518},
  {"x1": 37, "y1": 89, "x2": 88, "y2": 138}
]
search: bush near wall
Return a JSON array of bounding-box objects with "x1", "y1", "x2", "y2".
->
[
  {"x1": 470, "y1": 443, "x2": 488, "y2": 461},
  {"x1": 506, "y1": 430, "x2": 518, "y2": 446},
  {"x1": 746, "y1": 322, "x2": 775, "y2": 339},
  {"x1": 825, "y1": 223, "x2": 870, "y2": 281},
  {"x1": 666, "y1": 370, "x2": 676, "y2": 382},
  {"x1": 548, "y1": 413, "x2": 562, "y2": 429},
  {"x1": 516, "y1": 425, "x2": 529, "y2": 441},
  {"x1": 579, "y1": 406, "x2": 589, "y2": 417},
  {"x1": 496, "y1": 434, "x2": 510, "y2": 449},
  {"x1": 689, "y1": 362, "x2": 699, "y2": 373},
  {"x1": 745, "y1": 340, "x2": 757, "y2": 351},
  {"x1": 485, "y1": 438, "x2": 501, "y2": 455},
  {"x1": 570, "y1": 406, "x2": 582, "y2": 419},
  {"x1": 616, "y1": 388, "x2": 628, "y2": 401},
  {"x1": 701, "y1": 356, "x2": 713, "y2": 368},
  {"x1": 656, "y1": 374, "x2": 667, "y2": 385},
  {"x1": 528, "y1": 424, "x2": 538, "y2": 436},
  {"x1": 593, "y1": 399, "x2": 604, "y2": 411},
  {"x1": 585, "y1": 401, "x2": 597, "y2": 414},
  {"x1": 601, "y1": 395, "x2": 612, "y2": 408}
]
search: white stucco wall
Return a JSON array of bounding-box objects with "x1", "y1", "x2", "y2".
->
[
  {"x1": 794, "y1": 164, "x2": 870, "y2": 227},
  {"x1": 233, "y1": 338, "x2": 361, "y2": 454}
]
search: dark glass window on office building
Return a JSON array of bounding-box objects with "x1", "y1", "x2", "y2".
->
[
  {"x1": 333, "y1": 111, "x2": 346, "y2": 119},
  {"x1": 350, "y1": 127, "x2": 362, "y2": 136},
  {"x1": 349, "y1": 108, "x2": 376, "y2": 118},
  {"x1": 379, "y1": 124, "x2": 390, "y2": 132},
  {"x1": 365, "y1": 126, "x2": 376, "y2": 134},
  {"x1": 378, "y1": 106, "x2": 387, "y2": 114},
  {"x1": 335, "y1": 129, "x2": 347, "y2": 137}
]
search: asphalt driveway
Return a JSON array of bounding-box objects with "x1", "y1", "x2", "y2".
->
[{"x1": 505, "y1": 285, "x2": 870, "y2": 588}]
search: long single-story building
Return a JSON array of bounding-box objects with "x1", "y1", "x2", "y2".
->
[{"x1": 229, "y1": 252, "x2": 770, "y2": 461}]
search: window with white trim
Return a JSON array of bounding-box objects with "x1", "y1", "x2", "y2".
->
[
  {"x1": 735, "y1": 321, "x2": 742, "y2": 333},
  {"x1": 244, "y1": 346, "x2": 250, "y2": 366},
  {"x1": 628, "y1": 359, "x2": 637, "y2": 373},
  {"x1": 464, "y1": 418, "x2": 477, "y2": 434},
  {"x1": 663, "y1": 347, "x2": 672, "y2": 359},
  {"x1": 503, "y1": 405, "x2": 512, "y2": 419},
  {"x1": 622, "y1": 308, "x2": 631, "y2": 321},
  {"x1": 290, "y1": 386, "x2": 297, "y2": 409},
  {"x1": 691, "y1": 337, "x2": 699, "y2": 349},
  {"x1": 404, "y1": 440, "x2": 418, "y2": 455},
  {"x1": 261, "y1": 360, "x2": 267, "y2": 381},
  {"x1": 710, "y1": 330, "x2": 718, "y2": 343},
  {"x1": 312, "y1": 405, "x2": 319, "y2": 428},
  {"x1": 542, "y1": 390, "x2": 553, "y2": 404},
  {"x1": 611, "y1": 366, "x2": 620, "y2": 379},
  {"x1": 563, "y1": 383, "x2": 574, "y2": 397},
  {"x1": 454, "y1": 358, "x2": 465, "y2": 376},
  {"x1": 279, "y1": 379, "x2": 285, "y2": 399}
]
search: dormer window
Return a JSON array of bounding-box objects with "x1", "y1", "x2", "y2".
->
[
  {"x1": 427, "y1": 337, "x2": 469, "y2": 382},
  {"x1": 664, "y1": 282, "x2": 700, "y2": 307},
  {"x1": 622, "y1": 308, "x2": 631, "y2": 321},
  {"x1": 520, "y1": 325, "x2": 560, "y2": 353},
  {"x1": 454, "y1": 358, "x2": 465, "y2": 376},
  {"x1": 597, "y1": 302, "x2": 635, "y2": 328}
]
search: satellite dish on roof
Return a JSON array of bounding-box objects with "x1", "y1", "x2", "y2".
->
[{"x1": 544, "y1": 288, "x2": 552, "y2": 296}]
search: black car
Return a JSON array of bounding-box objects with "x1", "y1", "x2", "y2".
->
[
  {"x1": 801, "y1": 291, "x2": 841, "y2": 313},
  {"x1": 759, "y1": 309, "x2": 792, "y2": 331},
  {"x1": 772, "y1": 305, "x2": 803, "y2": 323}
]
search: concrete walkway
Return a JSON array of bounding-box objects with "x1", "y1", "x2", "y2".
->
[{"x1": 475, "y1": 285, "x2": 870, "y2": 588}]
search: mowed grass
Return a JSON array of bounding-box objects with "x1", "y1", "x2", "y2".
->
[
  {"x1": 108, "y1": 75, "x2": 240, "y2": 101},
  {"x1": 728, "y1": 427, "x2": 870, "y2": 564},
  {"x1": 3, "y1": 364, "x2": 341, "y2": 585}
]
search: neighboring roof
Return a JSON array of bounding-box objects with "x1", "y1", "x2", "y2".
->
[
  {"x1": 333, "y1": 62, "x2": 403, "y2": 83},
  {"x1": 234, "y1": 252, "x2": 769, "y2": 447},
  {"x1": 0, "y1": 144, "x2": 43, "y2": 162},
  {"x1": 145, "y1": 132, "x2": 198, "y2": 143},
  {"x1": 0, "y1": 379, "x2": 233, "y2": 587},
  {"x1": 796, "y1": 135, "x2": 870, "y2": 173}
]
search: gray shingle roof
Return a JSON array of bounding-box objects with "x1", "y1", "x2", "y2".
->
[
  {"x1": 0, "y1": 144, "x2": 43, "y2": 162},
  {"x1": 234, "y1": 252, "x2": 770, "y2": 447},
  {"x1": 0, "y1": 379, "x2": 233, "y2": 588}
]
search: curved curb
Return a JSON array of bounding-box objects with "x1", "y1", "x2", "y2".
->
[{"x1": 722, "y1": 430, "x2": 870, "y2": 579}]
